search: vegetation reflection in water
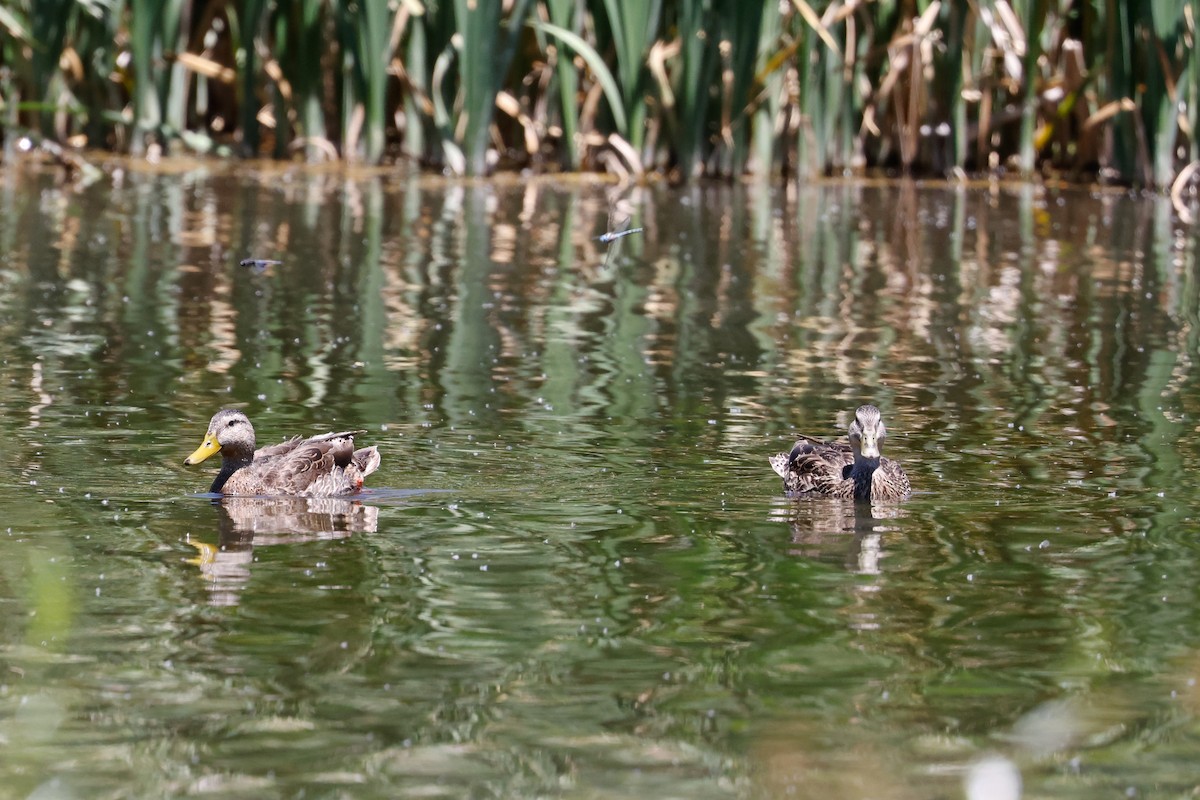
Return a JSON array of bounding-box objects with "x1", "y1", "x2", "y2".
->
[{"x1": 0, "y1": 167, "x2": 1199, "y2": 798}]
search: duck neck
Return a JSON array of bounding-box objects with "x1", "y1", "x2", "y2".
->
[
  {"x1": 851, "y1": 453, "x2": 879, "y2": 500},
  {"x1": 210, "y1": 452, "x2": 253, "y2": 494}
]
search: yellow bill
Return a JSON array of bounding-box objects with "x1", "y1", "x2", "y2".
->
[{"x1": 185, "y1": 433, "x2": 220, "y2": 465}]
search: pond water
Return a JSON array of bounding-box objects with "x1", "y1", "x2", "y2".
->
[{"x1": 0, "y1": 164, "x2": 1197, "y2": 799}]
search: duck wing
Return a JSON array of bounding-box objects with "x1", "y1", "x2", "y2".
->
[
  {"x1": 770, "y1": 434, "x2": 854, "y2": 496},
  {"x1": 254, "y1": 430, "x2": 367, "y2": 460},
  {"x1": 871, "y1": 456, "x2": 912, "y2": 500},
  {"x1": 228, "y1": 431, "x2": 377, "y2": 496}
]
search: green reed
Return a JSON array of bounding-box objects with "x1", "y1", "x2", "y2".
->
[
  {"x1": 287, "y1": 0, "x2": 331, "y2": 161},
  {"x1": 0, "y1": 0, "x2": 1195, "y2": 188},
  {"x1": 1141, "y1": 0, "x2": 1188, "y2": 184},
  {"x1": 543, "y1": 0, "x2": 581, "y2": 169},
  {"x1": 333, "y1": 0, "x2": 395, "y2": 164},
  {"x1": 603, "y1": 0, "x2": 661, "y2": 157}
]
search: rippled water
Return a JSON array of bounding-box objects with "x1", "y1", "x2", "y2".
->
[{"x1": 0, "y1": 166, "x2": 1198, "y2": 798}]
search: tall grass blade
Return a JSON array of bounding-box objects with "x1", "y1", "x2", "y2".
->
[
  {"x1": 601, "y1": 0, "x2": 662, "y2": 155},
  {"x1": 543, "y1": 0, "x2": 580, "y2": 169},
  {"x1": 671, "y1": 0, "x2": 720, "y2": 179},
  {"x1": 29, "y1": 0, "x2": 71, "y2": 137},
  {"x1": 332, "y1": 0, "x2": 396, "y2": 163},
  {"x1": 532, "y1": 19, "x2": 628, "y2": 134},
  {"x1": 1189, "y1": 0, "x2": 1200, "y2": 165},
  {"x1": 1142, "y1": 0, "x2": 1187, "y2": 185},
  {"x1": 160, "y1": 0, "x2": 188, "y2": 138},
  {"x1": 453, "y1": 0, "x2": 535, "y2": 174},
  {"x1": 61, "y1": 0, "x2": 125, "y2": 148},
  {"x1": 821, "y1": 11, "x2": 845, "y2": 172},
  {"x1": 0, "y1": 5, "x2": 29, "y2": 41},
  {"x1": 403, "y1": 10, "x2": 428, "y2": 160},
  {"x1": 359, "y1": 0, "x2": 394, "y2": 164},
  {"x1": 794, "y1": 19, "x2": 817, "y2": 178},
  {"x1": 127, "y1": 0, "x2": 164, "y2": 154},
  {"x1": 285, "y1": 0, "x2": 329, "y2": 161},
  {"x1": 1101, "y1": 0, "x2": 1138, "y2": 181},
  {"x1": 714, "y1": 0, "x2": 765, "y2": 176},
  {"x1": 939, "y1": 1, "x2": 967, "y2": 171},
  {"x1": 1015, "y1": 0, "x2": 1048, "y2": 175},
  {"x1": 969, "y1": 2, "x2": 992, "y2": 170},
  {"x1": 237, "y1": 0, "x2": 269, "y2": 157},
  {"x1": 751, "y1": 1, "x2": 783, "y2": 174}
]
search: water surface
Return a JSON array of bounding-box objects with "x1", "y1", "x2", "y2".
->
[{"x1": 0, "y1": 167, "x2": 1197, "y2": 798}]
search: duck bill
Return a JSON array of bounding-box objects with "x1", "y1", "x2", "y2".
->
[
  {"x1": 859, "y1": 436, "x2": 880, "y2": 459},
  {"x1": 184, "y1": 434, "x2": 220, "y2": 465}
]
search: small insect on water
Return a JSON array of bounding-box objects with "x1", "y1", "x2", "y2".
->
[
  {"x1": 595, "y1": 215, "x2": 644, "y2": 269},
  {"x1": 239, "y1": 258, "x2": 282, "y2": 274}
]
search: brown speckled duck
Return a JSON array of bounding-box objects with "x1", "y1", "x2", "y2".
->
[
  {"x1": 769, "y1": 405, "x2": 910, "y2": 502},
  {"x1": 184, "y1": 409, "x2": 381, "y2": 496}
]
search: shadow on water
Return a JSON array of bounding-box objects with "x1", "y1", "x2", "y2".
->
[{"x1": 0, "y1": 167, "x2": 1199, "y2": 796}]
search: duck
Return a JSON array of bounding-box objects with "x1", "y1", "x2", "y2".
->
[
  {"x1": 184, "y1": 409, "x2": 381, "y2": 496},
  {"x1": 769, "y1": 404, "x2": 910, "y2": 501}
]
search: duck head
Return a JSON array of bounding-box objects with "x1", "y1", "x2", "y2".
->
[
  {"x1": 184, "y1": 408, "x2": 257, "y2": 465},
  {"x1": 848, "y1": 404, "x2": 886, "y2": 460}
]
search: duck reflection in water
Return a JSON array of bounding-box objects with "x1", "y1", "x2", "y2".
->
[
  {"x1": 772, "y1": 498, "x2": 907, "y2": 574},
  {"x1": 187, "y1": 496, "x2": 379, "y2": 606}
]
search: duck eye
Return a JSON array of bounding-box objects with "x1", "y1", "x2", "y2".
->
[{"x1": 227, "y1": 419, "x2": 238, "y2": 427}]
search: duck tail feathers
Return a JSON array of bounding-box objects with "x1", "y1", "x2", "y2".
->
[
  {"x1": 768, "y1": 453, "x2": 790, "y2": 479},
  {"x1": 354, "y1": 446, "x2": 381, "y2": 477}
]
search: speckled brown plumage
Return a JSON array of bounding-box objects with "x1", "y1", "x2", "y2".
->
[
  {"x1": 185, "y1": 409, "x2": 381, "y2": 497},
  {"x1": 769, "y1": 405, "x2": 910, "y2": 502}
]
